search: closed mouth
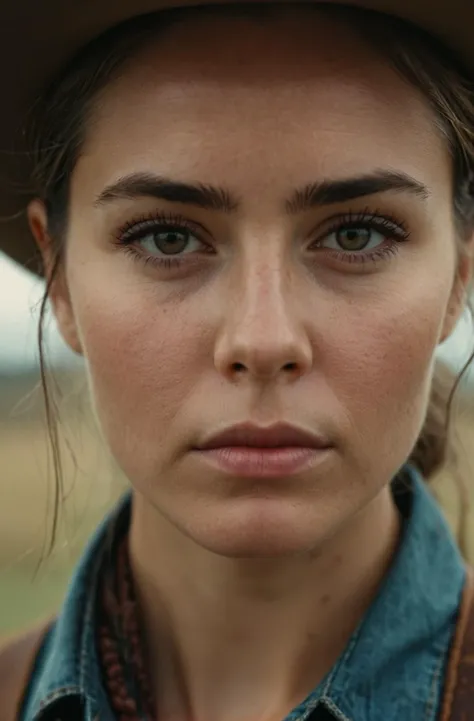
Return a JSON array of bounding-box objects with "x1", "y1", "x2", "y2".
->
[{"x1": 196, "y1": 422, "x2": 332, "y2": 451}]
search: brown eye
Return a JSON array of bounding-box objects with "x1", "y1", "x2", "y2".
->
[
  {"x1": 336, "y1": 227, "x2": 372, "y2": 251},
  {"x1": 150, "y1": 228, "x2": 192, "y2": 255},
  {"x1": 320, "y1": 225, "x2": 386, "y2": 253},
  {"x1": 135, "y1": 225, "x2": 205, "y2": 256}
]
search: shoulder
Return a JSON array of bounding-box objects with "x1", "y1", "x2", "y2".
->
[{"x1": 0, "y1": 620, "x2": 52, "y2": 721}]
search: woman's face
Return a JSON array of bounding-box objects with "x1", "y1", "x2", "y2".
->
[{"x1": 37, "y1": 7, "x2": 471, "y2": 556}]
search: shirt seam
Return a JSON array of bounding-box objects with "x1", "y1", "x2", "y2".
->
[
  {"x1": 36, "y1": 686, "x2": 83, "y2": 714},
  {"x1": 321, "y1": 696, "x2": 353, "y2": 721},
  {"x1": 292, "y1": 627, "x2": 362, "y2": 721},
  {"x1": 79, "y1": 548, "x2": 105, "y2": 719},
  {"x1": 319, "y1": 617, "x2": 364, "y2": 702},
  {"x1": 424, "y1": 626, "x2": 455, "y2": 721}
]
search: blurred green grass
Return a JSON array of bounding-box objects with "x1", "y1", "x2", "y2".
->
[
  {"x1": 0, "y1": 370, "x2": 125, "y2": 636},
  {"x1": 0, "y1": 567, "x2": 70, "y2": 635}
]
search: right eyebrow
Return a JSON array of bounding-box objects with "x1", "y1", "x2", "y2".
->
[{"x1": 94, "y1": 172, "x2": 240, "y2": 212}]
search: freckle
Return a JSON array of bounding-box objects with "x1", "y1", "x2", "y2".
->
[{"x1": 320, "y1": 594, "x2": 331, "y2": 606}]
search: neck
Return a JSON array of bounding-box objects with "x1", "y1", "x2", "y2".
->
[{"x1": 129, "y1": 487, "x2": 401, "y2": 721}]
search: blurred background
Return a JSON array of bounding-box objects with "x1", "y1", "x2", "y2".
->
[
  {"x1": 0, "y1": 252, "x2": 126, "y2": 636},
  {"x1": 1, "y1": 249, "x2": 474, "y2": 637}
]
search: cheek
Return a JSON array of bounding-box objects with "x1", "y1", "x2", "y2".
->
[
  {"x1": 68, "y1": 278, "x2": 210, "y2": 467},
  {"x1": 324, "y1": 277, "x2": 450, "y2": 463}
]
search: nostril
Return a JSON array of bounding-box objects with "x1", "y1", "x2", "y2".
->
[
  {"x1": 232, "y1": 362, "x2": 247, "y2": 373},
  {"x1": 283, "y1": 362, "x2": 298, "y2": 372}
]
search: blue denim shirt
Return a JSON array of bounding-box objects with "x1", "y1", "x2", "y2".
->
[{"x1": 21, "y1": 465, "x2": 466, "y2": 721}]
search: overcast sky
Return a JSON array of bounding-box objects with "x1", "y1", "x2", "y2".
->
[{"x1": 1, "y1": 251, "x2": 473, "y2": 376}]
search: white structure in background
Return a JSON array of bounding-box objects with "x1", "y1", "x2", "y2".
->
[
  {"x1": 0, "y1": 251, "x2": 473, "y2": 379},
  {"x1": 439, "y1": 307, "x2": 474, "y2": 384},
  {"x1": 0, "y1": 253, "x2": 79, "y2": 371}
]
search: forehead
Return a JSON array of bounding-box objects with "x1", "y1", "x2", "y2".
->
[{"x1": 77, "y1": 7, "x2": 450, "y2": 199}]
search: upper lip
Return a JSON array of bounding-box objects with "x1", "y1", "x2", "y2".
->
[{"x1": 196, "y1": 423, "x2": 332, "y2": 450}]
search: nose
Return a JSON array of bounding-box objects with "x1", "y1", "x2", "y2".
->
[{"x1": 214, "y1": 261, "x2": 313, "y2": 383}]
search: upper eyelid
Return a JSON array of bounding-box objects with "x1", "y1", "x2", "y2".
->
[
  {"x1": 314, "y1": 208, "x2": 407, "y2": 228},
  {"x1": 118, "y1": 213, "x2": 208, "y2": 240},
  {"x1": 310, "y1": 211, "x2": 410, "y2": 239}
]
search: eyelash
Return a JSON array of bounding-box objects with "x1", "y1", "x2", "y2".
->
[
  {"x1": 312, "y1": 209, "x2": 410, "y2": 265},
  {"x1": 113, "y1": 209, "x2": 410, "y2": 270},
  {"x1": 114, "y1": 211, "x2": 209, "y2": 269}
]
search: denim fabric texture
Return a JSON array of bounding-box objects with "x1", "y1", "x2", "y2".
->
[{"x1": 20, "y1": 465, "x2": 466, "y2": 721}]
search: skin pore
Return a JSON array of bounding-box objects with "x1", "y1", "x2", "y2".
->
[{"x1": 29, "y1": 6, "x2": 473, "y2": 721}]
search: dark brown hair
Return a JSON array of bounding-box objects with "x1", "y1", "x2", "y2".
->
[{"x1": 28, "y1": 3, "x2": 474, "y2": 555}]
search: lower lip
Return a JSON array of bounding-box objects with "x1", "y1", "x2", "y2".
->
[{"x1": 194, "y1": 446, "x2": 331, "y2": 478}]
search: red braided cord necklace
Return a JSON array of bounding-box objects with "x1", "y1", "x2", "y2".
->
[{"x1": 98, "y1": 538, "x2": 156, "y2": 720}]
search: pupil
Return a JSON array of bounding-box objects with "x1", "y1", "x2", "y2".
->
[
  {"x1": 338, "y1": 227, "x2": 370, "y2": 250},
  {"x1": 155, "y1": 230, "x2": 188, "y2": 255}
]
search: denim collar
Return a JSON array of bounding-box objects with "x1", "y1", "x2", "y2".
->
[
  {"x1": 285, "y1": 468, "x2": 466, "y2": 721},
  {"x1": 23, "y1": 465, "x2": 466, "y2": 721}
]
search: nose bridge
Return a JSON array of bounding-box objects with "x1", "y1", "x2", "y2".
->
[
  {"x1": 214, "y1": 250, "x2": 312, "y2": 380},
  {"x1": 241, "y1": 256, "x2": 292, "y2": 331}
]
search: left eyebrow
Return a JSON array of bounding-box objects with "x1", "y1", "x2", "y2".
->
[{"x1": 285, "y1": 170, "x2": 430, "y2": 214}]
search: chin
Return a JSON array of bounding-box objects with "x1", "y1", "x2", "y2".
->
[{"x1": 182, "y1": 501, "x2": 331, "y2": 559}]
